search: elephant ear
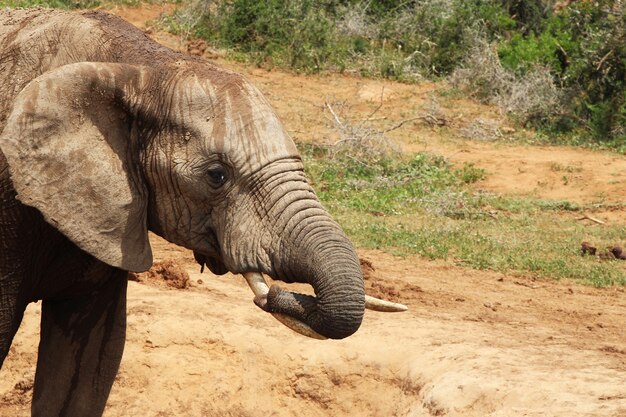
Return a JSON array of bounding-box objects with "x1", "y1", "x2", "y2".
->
[{"x1": 0, "y1": 62, "x2": 153, "y2": 272}]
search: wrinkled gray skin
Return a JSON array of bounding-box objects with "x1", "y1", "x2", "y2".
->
[{"x1": 0, "y1": 9, "x2": 364, "y2": 416}]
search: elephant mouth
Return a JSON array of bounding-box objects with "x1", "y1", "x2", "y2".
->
[
  {"x1": 242, "y1": 272, "x2": 407, "y2": 340},
  {"x1": 193, "y1": 251, "x2": 229, "y2": 276}
]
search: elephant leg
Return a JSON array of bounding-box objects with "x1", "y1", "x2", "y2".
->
[
  {"x1": 0, "y1": 275, "x2": 26, "y2": 367},
  {"x1": 32, "y1": 267, "x2": 128, "y2": 417}
]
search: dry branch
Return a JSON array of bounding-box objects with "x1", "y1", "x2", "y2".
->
[
  {"x1": 383, "y1": 116, "x2": 425, "y2": 133},
  {"x1": 325, "y1": 101, "x2": 344, "y2": 128},
  {"x1": 596, "y1": 50, "x2": 613, "y2": 71},
  {"x1": 323, "y1": 100, "x2": 401, "y2": 162},
  {"x1": 577, "y1": 213, "x2": 605, "y2": 225}
]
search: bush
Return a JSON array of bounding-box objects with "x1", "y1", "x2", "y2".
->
[
  {"x1": 162, "y1": 0, "x2": 351, "y2": 72},
  {"x1": 163, "y1": 0, "x2": 514, "y2": 79},
  {"x1": 497, "y1": 0, "x2": 626, "y2": 145},
  {"x1": 217, "y1": 0, "x2": 338, "y2": 70},
  {"x1": 376, "y1": 0, "x2": 514, "y2": 76},
  {"x1": 162, "y1": 0, "x2": 625, "y2": 148},
  {"x1": 450, "y1": 38, "x2": 561, "y2": 127}
]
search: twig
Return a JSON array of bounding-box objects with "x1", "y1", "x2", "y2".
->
[
  {"x1": 383, "y1": 114, "x2": 446, "y2": 133},
  {"x1": 596, "y1": 50, "x2": 613, "y2": 71},
  {"x1": 514, "y1": 280, "x2": 540, "y2": 289},
  {"x1": 325, "y1": 101, "x2": 344, "y2": 128},
  {"x1": 383, "y1": 116, "x2": 425, "y2": 133},
  {"x1": 555, "y1": 41, "x2": 569, "y2": 67},
  {"x1": 577, "y1": 213, "x2": 605, "y2": 225},
  {"x1": 419, "y1": 114, "x2": 447, "y2": 127},
  {"x1": 365, "y1": 86, "x2": 385, "y2": 120}
]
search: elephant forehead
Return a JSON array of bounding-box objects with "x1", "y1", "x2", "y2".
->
[{"x1": 188, "y1": 76, "x2": 299, "y2": 172}]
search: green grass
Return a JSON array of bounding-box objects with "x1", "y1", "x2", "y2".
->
[{"x1": 300, "y1": 143, "x2": 626, "y2": 286}]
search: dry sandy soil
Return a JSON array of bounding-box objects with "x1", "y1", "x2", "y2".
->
[{"x1": 1, "y1": 5, "x2": 625, "y2": 417}]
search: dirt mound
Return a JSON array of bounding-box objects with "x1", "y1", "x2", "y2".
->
[
  {"x1": 129, "y1": 259, "x2": 191, "y2": 290},
  {"x1": 362, "y1": 256, "x2": 423, "y2": 303}
]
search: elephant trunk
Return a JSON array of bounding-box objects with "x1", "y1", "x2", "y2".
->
[
  {"x1": 237, "y1": 161, "x2": 404, "y2": 339},
  {"x1": 269, "y1": 242, "x2": 365, "y2": 339},
  {"x1": 256, "y1": 192, "x2": 366, "y2": 339}
]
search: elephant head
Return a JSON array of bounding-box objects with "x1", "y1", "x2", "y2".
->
[{"x1": 0, "y1": 60, "x2": 403, "y2": 340}]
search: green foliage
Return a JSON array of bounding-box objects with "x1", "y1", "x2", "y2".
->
[
  {"x1": 373, "y1": 0, "x2": 515, "y2": 76},
  {"x1": 499, "y1": 31, "x2": 563, "y2": 73},
  {"x1": 164, "y1": 0, "x2": 346, "y2": 72},
  {"x1": 501, "y1": 0, "x2": 548, "y2": 34},
  {"x1": 214, "y1": 0, "x2": 338, "y2": 70},
  {"x1": 498, "y1": 0, "x2": 626, "y2": 146},
  {"x1": 302, "y1": 143, "x2": 485, "y2": 215},
  {"x1": 165, "y1": 0, "x2": 515, "y2": 79}
]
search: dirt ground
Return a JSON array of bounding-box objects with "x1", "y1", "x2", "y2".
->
[{"x1": 1, "y1": 5, "x2": 625, "y2": 417}]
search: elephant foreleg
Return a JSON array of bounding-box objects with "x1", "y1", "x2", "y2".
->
[
  {"x1": 32, "y1": 267, "x2": 128, "y2": 417},
  {"x1": 0, "y1": 273, "x2": 26, "y2": 367}
]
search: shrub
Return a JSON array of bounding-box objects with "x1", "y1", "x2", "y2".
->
[
  {"x1": 501, "y1": 0, "x2": 551, "y2": 35},
  {"x1": 497, "y1": 0, "x2": 626, "y2": 145},
  {"x1": 162, "y1": 0, "x2": 625, "y2": 147},
  {"x1": 451, "y1": 38, "x2": 561, "y2": 127},
  {"x1": 163, "y1": 0, "x2": 515, "y2": 79},
  {"x1": 163, "y1": 0, "x2": 350, "y2": 72}
]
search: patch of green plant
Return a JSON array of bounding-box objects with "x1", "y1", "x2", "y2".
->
[
  {"x1": 301, "y1": 143, "x2": 485, "y2": 216},
  {"x1": 300, "y1": 143, "x2": 626, "y2": 286},
  {"x1": 497, "y1": 0, "x2": 626, "y2": 146},
  {"x1": 337, "y1": 210, "x2": 625, "y2": 287}
]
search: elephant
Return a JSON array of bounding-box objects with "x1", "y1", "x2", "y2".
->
[{"x1": 0, "y1": 8, "x2": 404, "y2": 417}]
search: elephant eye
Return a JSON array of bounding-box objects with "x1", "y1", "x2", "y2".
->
[{"x1": 207, "y1": 166, "x2": 228, "y2": 188}]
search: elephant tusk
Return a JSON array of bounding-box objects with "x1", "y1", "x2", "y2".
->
[
  {"x1": 365, "y1": 295, "x2": 408, "y2": 312},
  {"x1": 242, "y1": 272, "x2": 328, "y2": 340},
  {"x1": 241, "y1": 272, "x2": 408, "y2": 339}
]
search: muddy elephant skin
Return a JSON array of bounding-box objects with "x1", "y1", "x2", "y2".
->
[{"x1": 0, "y1": 9, "x2": 364, "y2": 416}]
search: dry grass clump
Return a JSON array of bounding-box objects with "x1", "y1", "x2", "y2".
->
[
  {"x1": 459, "y1": 118, "x2": 504, "y2": 141},
  {"x1": 449, "y1": 38, "x2": 512, "y2": 101},
  {"x1": 336, "y1": 4, "x2": 375, "y2": 38},
  {"x1": 324, "y1": 100, "x2": 401, "y2": 164},
  {"x1": 450, "y1": 38, "x2": 561, "y2": 126},
  {"x1": 495, "y1": 66, "x2": 561, "y2": 126}
]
